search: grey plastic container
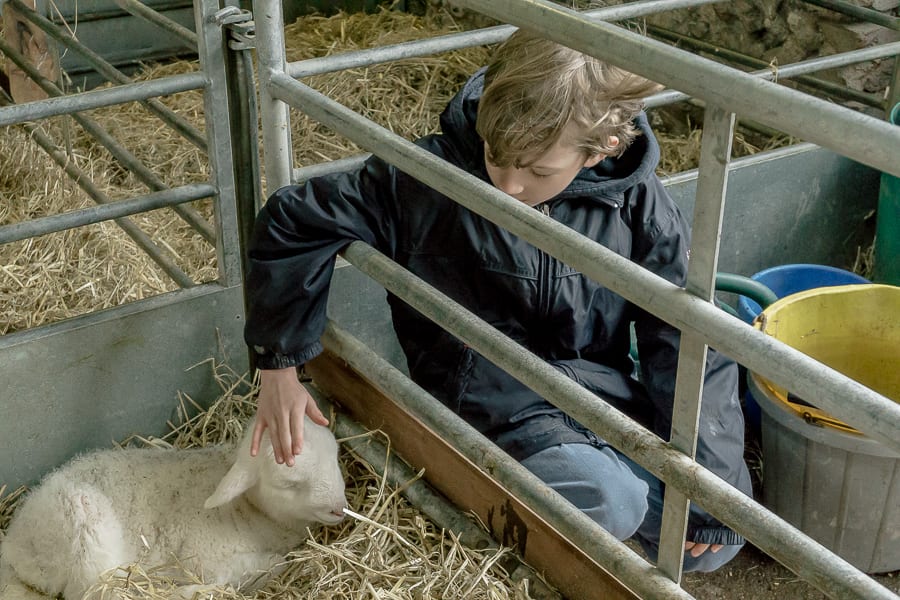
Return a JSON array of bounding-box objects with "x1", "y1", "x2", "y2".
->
[{"x1": 749, "y1": 373, "x2": 900, "y2": 573}]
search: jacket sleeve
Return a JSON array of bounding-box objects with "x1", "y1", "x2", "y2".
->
[
  {"x1": 243, "y1": 156, "x2": 400, "y2": 369},
  {"x1": 628, "y1": 177, "x2": 753, "y2": 545}
]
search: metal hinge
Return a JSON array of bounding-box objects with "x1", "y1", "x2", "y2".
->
[{"x1": 213, "y1": 6, "x2": 255, "y2": 51}]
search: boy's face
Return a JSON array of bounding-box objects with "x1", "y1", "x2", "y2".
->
[{"x1": 484, "y1": 130, "x2": 612, "y2": 207}]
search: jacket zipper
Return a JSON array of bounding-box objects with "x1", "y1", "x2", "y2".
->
[{"x1": 536, "y1": 203, "x2": 553, "y2": 327}]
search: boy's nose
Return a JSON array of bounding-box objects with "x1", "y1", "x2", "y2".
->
[{"x1": 495, "y1": 170, "x2": 525, "y2": 196}]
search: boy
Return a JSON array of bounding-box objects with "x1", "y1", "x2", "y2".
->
[{"x1": 243, "y1": 29, "x2": 752, "y2": 572}]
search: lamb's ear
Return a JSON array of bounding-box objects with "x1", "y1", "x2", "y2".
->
[
  {"x1": 205, "y1": 453, "x2": 260, "y2": 508},
  {"x1": 204, "y1": 436, "x2": 263, "y2": 509}
]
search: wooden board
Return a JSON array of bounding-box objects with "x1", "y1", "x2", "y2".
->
[
  {"x1": 1, "y1": 0, "x2": 59, "y2": 103},
  {"x1": 307, "y1": 350, "x2": 640, "y2": 600}
]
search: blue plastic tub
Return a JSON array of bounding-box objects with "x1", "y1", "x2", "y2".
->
[{"x1": 737, "y1": 264, "x2": 869, "y2": 324}]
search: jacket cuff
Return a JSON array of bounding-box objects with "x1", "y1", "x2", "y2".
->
[
  {"x1": 252, "y1": 341, "x2": 324, "y2": 370},
  {"x1": 688, "y1": 526, "x2": 745, "y2": 546}
]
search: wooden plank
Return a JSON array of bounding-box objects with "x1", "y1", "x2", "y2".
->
[
  {"x1": 1, "y1": 0, "x2": 59, "y2": 103},
  {"x1": 307, "y1": 351, "x2": 639, "y2": 600}
]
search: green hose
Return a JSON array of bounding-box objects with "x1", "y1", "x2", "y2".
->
[{"x1": 715, "y1": 272, "x2": 779, "y2": 311}]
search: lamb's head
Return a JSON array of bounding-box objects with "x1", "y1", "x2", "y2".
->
[{"x1": 203, "y1": 417, "x2": 347, "y2": 528}]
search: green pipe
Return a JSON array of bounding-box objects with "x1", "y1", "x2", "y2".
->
[
  {"x1": 873, "y1": 102, "x2": 900, "y2": 285},
  {"x1": 715, "y1": 272, "x2": 779, "y2": 310}
]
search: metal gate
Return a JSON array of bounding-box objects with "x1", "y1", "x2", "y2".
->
[
  {"x1": 2, "y1": 0, "x2": 899, "y2": 598},
  {"x1": 0, "y1": 0, "x2": 255, "y2": 489}
]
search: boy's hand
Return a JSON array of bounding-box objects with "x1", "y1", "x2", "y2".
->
[
  {"x1": 251, "y1": 367, "x2": 329, "y2": 466},
  {"x1": 684, "y1": 541, "x2": 724, "y2": 558}
]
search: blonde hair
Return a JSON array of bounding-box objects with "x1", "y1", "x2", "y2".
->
[{"x1": 476, "y1": 29, "x2": 663, "y2": 168}]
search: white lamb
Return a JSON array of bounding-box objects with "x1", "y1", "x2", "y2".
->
[{"x1": 0, "y1": 416, "x2": 347, "y2": 599}]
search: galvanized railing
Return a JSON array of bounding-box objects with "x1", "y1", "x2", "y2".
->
[
  {"x1": 2, "y1": 0, "x2": 897, "y2": 596},
  {"x1": 253, "y1": 0, "x2": 900, "y2": 598},
  {"x1": 0, "y1": 0, "x2": 250, "y2": 290}
]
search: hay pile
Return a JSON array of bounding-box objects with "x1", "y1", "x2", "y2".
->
[{"x1": 0, "y1": 361, "x2": 546, "y2": 599}]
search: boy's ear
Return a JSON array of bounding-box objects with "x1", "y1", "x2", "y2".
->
[{"x1": 583, "y1": 136, "x2": 619, "y2": 168}]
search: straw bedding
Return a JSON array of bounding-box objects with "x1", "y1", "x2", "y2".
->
[{"x1": 0, "y1": 361, "x2": 547, "y2": 599}]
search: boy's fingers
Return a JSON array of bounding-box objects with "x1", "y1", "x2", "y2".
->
[
  {"x1": 250, "y1": 419, "x2": 265, "y2": 457},
  {"x1": 684, "y1": 542, "x2": 710, "y2": 557},
  {"x1": 276, "y1": 420, "x2": 293, "y2": 466},
  {"x1": 306, "y1": 399, "x2": 329, "y2": 426},
  {"x1": 291, "y1": 410, "x2": 305, "y2": 456}
]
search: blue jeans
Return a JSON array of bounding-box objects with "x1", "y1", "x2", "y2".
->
[{"x1": 520, "y1": 443, "x2": 742, "y2": 573}]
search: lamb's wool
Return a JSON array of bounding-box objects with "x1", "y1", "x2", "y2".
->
[{"x1": 0, "y1": 417, "x2": 347, "y2": 599}]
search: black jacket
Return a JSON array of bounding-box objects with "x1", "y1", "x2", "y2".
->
[{"x1": 245, "y1": 69, "x2": 751, "y2": 545}]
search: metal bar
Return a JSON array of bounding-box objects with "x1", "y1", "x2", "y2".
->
[
  {"x1": 293, "y1": 154, "x2": 369, "y2": 183},
  {"x1": 339, "y1": 241, "x2": 898, "y2": 600},
  {"x1": 646, "y1": 41, "x2": 900, "y2": 110},
  {"x1": 38, "y1": 0, "x2": 191, "y2": 24},
  {"x1": 1, "y1": 92, "x2": 194, "y2": 288},
  {"x1": 267, "y1": 73, "x2": 900, "y2": 455},
  {"x1": 451, "y1": 0, "x2": 900, "y2": 178},
  {"x1": 194, "y1": 0, "x2": 245, "y2": 288},
  {"x1": 0, "y1": 71, "x2": 204, "y2": 127},
  {"x1": 8, "y1": 0, "x2": 207, "y2": 151},
  {"x1": 288, "y1": 0, "x2": 730, "y2": 79},
  {"x1": 283, "y1": 1, "x2": 896, "y2": 115},
  {"x1": 113, "y1": 0, "x2": 199, "y2": 48},
  {"x1": 657, "y1": 105, "x2": 736, "y2": 580},
  {"x1": 231, "y1": 35, "x2": 264, "y2": 261},
  {"x1": 0, "y1": 36, "x2": 215, "y2": 244},
  {"x1": 799, "y1": 0, "x2": 900, "y2": 31},
  {"x1": 254, "y1": 0, "x2": 293, "y2": 194},
  {"x1": 0, "y1": 184, "x2": 215, "y2": 245},
  {"x1": 648, "y1": 26, "x2": 891, "y2": 109},
  {"x1": 321, "y1": 319, "x2": 693, "y2": 600}
]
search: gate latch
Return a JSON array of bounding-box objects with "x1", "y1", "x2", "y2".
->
[{"x1": 213, "y1": 6, "x2": 255, "y2": 51}]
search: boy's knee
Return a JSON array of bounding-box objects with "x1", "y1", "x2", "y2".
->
[
  {"x1": 582, "y1": 475, "x2": 649, "y2": 539},
  {"x1": 521, "y1": 444, "x2": 650, "y2": 540}
]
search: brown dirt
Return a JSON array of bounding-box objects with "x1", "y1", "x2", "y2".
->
[{"x1": 683, "y1": 545, "x2": 900, "y2": 600}]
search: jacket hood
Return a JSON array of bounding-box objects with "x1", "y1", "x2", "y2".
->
[{"x1": 439, "y1": 67, "x2": 661, "y2": 206}]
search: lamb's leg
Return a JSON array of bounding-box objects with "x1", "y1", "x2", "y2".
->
[
  {"x1": 170, "y1": 551, "x2": 285, "y2": 598},
  {"x1": 59, "y1": 484, "x2": 133, "y2": 600},
  {"x1": 0, "y1": 557, "x2": 51, "y2": 600}
]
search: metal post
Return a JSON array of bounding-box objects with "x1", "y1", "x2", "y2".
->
[
  {"x1": 254, "y1": 0, "x2": 293, "y2": 193},
  {"x1": 657, "y1": 105, "x2": 736, "y2": 581},
  {"x1": 193, "y1": 0, "x2": 245, "y2": 288}
]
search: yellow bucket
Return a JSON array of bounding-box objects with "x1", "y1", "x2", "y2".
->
[{"x1": 750, "y1": 284, "x2": 900, "y2": 433}]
